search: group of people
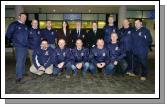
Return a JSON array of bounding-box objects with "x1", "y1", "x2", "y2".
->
[{"x1": 6, "y1": 13, "x2": 153, "y2": 84}]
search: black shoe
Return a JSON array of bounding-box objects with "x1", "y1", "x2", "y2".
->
[{"x1": 16, "y1": 78, "x2": 25, "y2": 84}]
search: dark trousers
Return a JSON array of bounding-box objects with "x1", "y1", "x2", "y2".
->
[
  {"x1": 133, "y1": 54, "x2": 148, "y2": 77},
  {"x1": 113, "y1": 59, "x2": 128, "y2": 75},
  {"x1": 15, "y1": 47, "x2": 28, "y2": 79},
  {"x1": 125, "y1": 51, "x2": 133, "y2": 72}
]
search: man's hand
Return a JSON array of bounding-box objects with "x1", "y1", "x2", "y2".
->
[
  {"x1": 57, "y1": 62, "x2": 64, "y2": 68},
  {"x1": 76, "y1": 63, "x2": 82, "y2": 69},
  {"x1": 100, "y1": 62, "x2": 106, "y2": 67},
  {"x1": 38, "y1": 66, "x2": 45, "y2": 71},
  {"x1": 114, "y1": 61, "x2": 118, "y2": 65},
  {"x1": 97, "y1": 63, "x2": 103, "y2": 68}
]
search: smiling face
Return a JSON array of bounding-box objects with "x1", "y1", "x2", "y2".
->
[
  {"x1": 135, "y1": 20, "x2": 142, "y2": 29},
  {"x1": 40, "y1": 40, "x2": 49, "y2": 50},
  {"x1": 46, "y1": 21, "x2": 52, "y2": 29},
  {"x1": 96, "y1": 39, "x2": 104, "y2": 49},
  {"x1": 76, "y1": 39, "x2": 83, "y2": 49},
  {"x1": 31, "y1": 20, "x2": 38, "y2": 29},
  {"x1": 111, "y1": 33, "x2": 118, "y2": 43},
  {"x1": 19, "y1": 14, "x2": 27, "y2": 23},
  {"x1": 122, "y1": 19, "x2": 129, "y2": 28},
  {"x1": 58, "y1": 39, "x2": 66, "y2": 49},
  {"x1": 108, "y1": 16, "x2": 114, "y2": 25}
]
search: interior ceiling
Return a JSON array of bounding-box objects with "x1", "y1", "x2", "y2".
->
[{"x1": 6, "y1": 5, "x2": 155, "y2": 13}]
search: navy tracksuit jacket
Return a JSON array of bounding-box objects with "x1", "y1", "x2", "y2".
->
[
  {"x1": 103, "y1": 25, "x2": 119, "y2": 44},
  {"x1": 32, "y1": 47, "x2": 55, "y2": 69},
  {"x1": 71, "y1": 47, "x2": 89, "y2": 64},
  {"x1": 41, "y1": 28, "x2": 57, "y2": 44},
  {"x1": 90, "y1": 47, "x2": 110, "y2": 65},
  {"x1": 5, "y1": 21, "x2": 29, "y2": 47},
  {"x1": 28, "y1": 28, "x2": 41, "y2": 50},
  {"x1": 53, "y1": 47, "x2": 72, "y2": 66}
]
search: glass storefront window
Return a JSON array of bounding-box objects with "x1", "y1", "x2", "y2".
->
[
  {"x1": 68, "y1": 21, "x2": 77, "y2": 29},
  {"x1": 39, "y1": 14, "x2": 47, "y2": 20},
  {"x1": 39, "y1": 21, "x2": 46, "y2": 29},
  {"x1": 98, "y1": 21, "x2": 106, "y2": 29},
  {"x1": 5, "y1": 9, "x2": 15, "y2": 17},
  {"x1": 47, "y1": 14, "x2": 63, "y2": 20},
  {"x1": 82, "y1": 21, "x2": 92, "y2": 28},
  {"x1": 82, "y1": 14, "x2": 98, "y2": 20},
  {"x1": 98, "y1": 14, "x2": 106, "y2": 20},
  {"x1": 28, "y1": 14, "x2": 35, "y2": 21},
  {"x1": 127, "y1": 11, "x2": 142, "y2": 18},
  {"x1": 51, "y1": 21, "x2": 62, "y2": 28}
]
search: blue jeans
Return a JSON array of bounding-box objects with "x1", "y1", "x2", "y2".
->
[
  {"x1": 15, "y1": 47, "x2": 28, "y2": 79},
  {"x1": 71, "y1": 62, "x2": 90, "y2": 77},
  {"x1": 49, "y1": 44, "x2": 56, "y2": 49},
  {"x1": 89, "y1": 63, "x2": 114, "y2": 76},
  {"x1": 53, "y1": 62, "x2": 72, "y2": 76}
]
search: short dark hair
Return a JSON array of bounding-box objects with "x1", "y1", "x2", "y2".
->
[
  {"x1": 135, "y1": 18, "x2": 142, "y2": 22},
  {"x1": 41, "y1": 39, "x2": 48, "y2": 43},
  {"x1": 92, "y1": 21, "x2": 97, "y2": 24},
  {"x1": 96, "y1": 38, "x2": 104, "y2": 43},
  {"x1": 19, "y1": 13, "x2": 27, "y2": 16},
  {"x1": 76, "y1": 38, "x2": 83, "y2": 43}
]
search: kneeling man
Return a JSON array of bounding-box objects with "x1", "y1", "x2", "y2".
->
[
  {"x1": 30, "y1": 39, "x2": 54, "y2": 75},
  {"x1": 89, "y1": 39, "x2": 114, "y2": 77},
  {"x1": 71, "y1": 39, "x2": 90, "y2": 78}
]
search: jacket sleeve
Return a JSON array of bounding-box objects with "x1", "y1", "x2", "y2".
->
[
  {"x1": 44, "y1": 49, "x2": 54, "y2": 69},
  {"x1": 90, "y1": 48, "x2": 97, "y2": 65},
  {"x1": 65, "y1": 48, "x2": 73, "y2": 63},
  {"x1": 117, "y1": 44, "x2": 126, "y2": 61},
  {"x1": 5, "y1": 22, "x2": 16, "y2": 40},
  {"x1": 32, "y1": 50, "x2": 41, "y2": 69},
  {"x1": 83, "y1": 48, "x2": 89, "y2": 62},
  {"x1": 105, "y1": 49, "x2": 110, "y2": 64},
  {"x1": 145, "y1": 28, "x2": 153, "y2": 47}
]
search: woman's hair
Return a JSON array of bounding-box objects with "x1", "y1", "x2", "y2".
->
[{"x1": 62, "y1": 20, "x2": 69, "y2": 30}]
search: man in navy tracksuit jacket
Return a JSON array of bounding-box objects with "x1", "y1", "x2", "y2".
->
[
  {"x1": 103, "y1": 16, "x2": 118, "y2": 44},
  {"x1": 30, "y1": 39, "x2": 54, "y2": 75},
  {"x1": 71, "y1": 39, "x2": 90, "y2": 78},
  {"x1": 52, "y1": 39, "x2": 73, "y2": 79},
  {"x1": 89, "y1": 39, "x2": 114, "y2": 77},
  {"x1": 28, "y1": 19, "x2": 42, "y2": 64},
  {"x1": 119, "y1": 19, "x2": 134, "y2": 76},
  {"x1": 132, "y1": 19, "x2": 152, "y2": 81},
  {"x1": 5, "y1": 13, "x2": 29, "y2": 83},
  {"x1": 41, "y1": 21, "x2": 57, "y2": 49},
  {"x1": 107, "y1": 32, "x2": 128, "y2": 76}
]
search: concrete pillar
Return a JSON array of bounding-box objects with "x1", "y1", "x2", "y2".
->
[
  {"x1": 118, "y1": 6, "x2": 127, "y2": 28},
  {"x1": 15, "y1": 5, "x2": 24, "y2": 20}
]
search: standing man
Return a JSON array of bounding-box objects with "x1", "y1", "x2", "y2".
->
[
  {"x1": 71, "y1": 39, "x2": 90, "y2": 78},
  {"x1": 30, "y1": 39, "x2": 54, "y2": 75},
  {"x1": 107, "y1": 32, "x2": 128, "y2": 76},
  {"x1": 41, "y1": 21, "x2": 57, "y2": 49},
  {"x1": 132, "y1": 19, "x2": 152, "y2": 81},
  {"x1": 103, "y1": 16, "x2": 118, "y2": 44},
  {"x1": 52, "y1": 39, "x2": 73, "y2": 79},
  {"x1": 28, "y1": 19, "x2": 41, "y2": 65},
  {"x1": 119, "y1": 19, "x2": 135, "y2": 76},
  {"x1": 6, "y1": 13, "x2": 29, "y2": 83},
  {"x1": 86, "y1": 21, "x2": 102, "y2": 48},
  {"x1": 89, "y1": 39, "x2": 114, "y2": 78},
  {"x1": 71, "y1": 21, "x2": 86, "y2": 47}
]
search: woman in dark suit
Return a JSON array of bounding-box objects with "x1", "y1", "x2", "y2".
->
[{"x1": 57, "y1": 21, "x2": 72, "y2": 47}]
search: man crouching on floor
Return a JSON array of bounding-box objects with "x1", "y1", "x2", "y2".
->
[{"x1": 30, "y1": 39, "x2": 54, "y2": 75}]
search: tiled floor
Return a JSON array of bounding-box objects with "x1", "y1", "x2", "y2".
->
[{"x1": 5, "y1": 50, "x2": 155, "y2": 94}]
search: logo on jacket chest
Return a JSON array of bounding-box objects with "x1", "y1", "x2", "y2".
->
[
  {"x1": 51, "y1": 31, "x2": 54, "y2": 35},
  {"x1": 138, "y1": 32, "x2": 142, "y2": 36},
  {"x1": 113, "y1": 29, "x2": 115, "y2": 32},
  {"x1": 37, "y1": 31, "x2": 40, "y2": 35},
  {"x1": 128, "y1": 31, "x2": 131, "y2": 34},
  {"x1": 45, "y1": 51, "x2": 49, "y2": 55},
  {"x1": 81, "y1": 52, "x2": 84, "y2": 56},
  {"x1": 102, "y1": 52, "x2": 106, "y2": 56},
  {"x1": 115, "y1": 46, "x2": 119, "y2": 51}
]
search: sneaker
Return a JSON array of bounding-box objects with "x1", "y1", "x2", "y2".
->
[
  {"x1": 15, "y1": 78, "x2": 25, "y2": 84},
  {"x1": 128, "y1": 72, "x2": 136, "y2": 77},
  {"x1": 66, "y1": 75, "x2": 70, "y2": 79},
  {"x1": 140, "y1": 77, "x2": 146, "y2": 81}
]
